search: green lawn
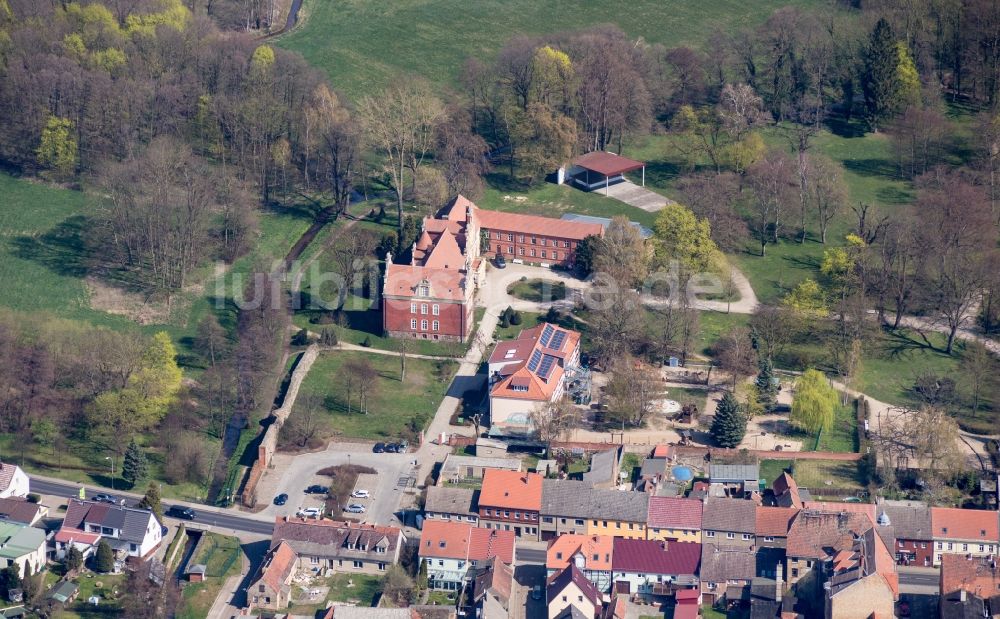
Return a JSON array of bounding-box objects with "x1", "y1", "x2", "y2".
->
[
  {"x1": 479, "y1": 181, "x2": 658, "y2": 229},
  {"x1": 759, "y1": 459, "x2": 793, "y2": 487},
  {"x1": 507, "y1": 279, "x2": 567, "y2": 303},
  {"x1": 814, "y1": 402, "x2": 858, "y2": 453},
  {"x1": 287, "y1": 573, "x2": 383, "y2": 615},
  {"x1": 792, "y1": 459, "x2": 863, "y2": 492},
  {"x1": 176, "y1": 534, "x2": 243, "y2": 619},
  {"x1": 278, "y1": 0, "x2": 829, "y2": 97},
  {"x1": 297, "y1": 350, "x2": 457, "y2": 440}
]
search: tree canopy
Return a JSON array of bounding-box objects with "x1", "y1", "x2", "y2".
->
[{"x1": 791, "y1": 369, "x2": 838, "y2": 435}]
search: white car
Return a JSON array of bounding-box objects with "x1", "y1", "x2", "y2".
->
[
  {"x1": 297, "y1": 507, "x2": 322, "y2": 518},
  {"x1": 351, "y1": 489, "x2": 370, "y2": 499},
  {"x1": 345, "y1": 504, "x2": 366, "y2": 513}
]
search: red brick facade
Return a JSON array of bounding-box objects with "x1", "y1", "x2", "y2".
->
[
  {"x1": 382, "y1": 296, "x2": 472, "y2": 342},
  {"x1": 480, "y1": 231, "x2": 581, "y2": 267},
  {"x1": 893, "y1": 537, "x2": 934, "y2": 567}
]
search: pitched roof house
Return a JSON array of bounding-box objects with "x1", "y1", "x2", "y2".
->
[
  {"x1": 424, "y1": 486, "x2": 479, "y2": 524},
  {"x1": 547, "y1": 564, "x2": 601, "y2": 619},
  {"x1": 700, "y1": 543, "x2": 757, "y2": 605},
  {"x1": 271, "y1": 517, "x2": 405, "y2": 575},
  {"x1": 771, "y1": 472, "x2": 810, "y2": 508},
  {"x1": 248, "y1": 540, "x2": 297, "y2": 611},
  {"x1": 0, "y1": 522, "x2": 45, "y2": 578},
  {"x1": 939, "y1": 553, "x2": 1000, "y2": 604},
  {"x1": 878, "y1": 499, "x2": 933, "y2": 567},
  {"x1": 540, "y1": 480, "x2": 649, "y2": 540},
  {"x1": 0, "y1": 498, "x2": 46, "y2": 526},
  {"x1": 55, "y1": 499, "x2": 162, "y2": 559},
  {"x1": 582, "y1": 447, "x2": 622, "y2": 490},
  {"x1": 479, "y1": 470, "x2": 543, "y2": 539},
  {"x1": 471, "y1": 557, "x2": 514, "y2": 619},
  {"x1": 823, "y1": 528, "x2": 898, "y2": 619},
  {"x1": 755, "y1": 506, "x2": 798, "y2": 549},
  {"x1": 611, "y1": 538, "x2": 701, "y2": 593},
  {"x1": 0, "y1": 464, "x2": 29, "y2": 499},
  {"x1": 419, "y1": 520, "x2": 515, "y2": 590},
  {"x1": 702, "y1": 497, "x2": 757, "y2": 548},
  {"x1": 930, "y1": 507, "x2": 1000, "y2": 566},
  {"x1": 646, "y1": 496, "x2": 703, "y2": 543},
  {"x1": 547, "y1": 534, "x2": 614, "y2": 592}
]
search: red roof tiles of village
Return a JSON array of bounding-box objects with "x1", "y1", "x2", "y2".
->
[
  {"x1": 646, "y1": 497, "x2": 703, "y2": 530},
  {"x1": 419, "y1": 520, "x2": 514, "y2": 564},
  {"x1": 475, "y1": 208, "x2": 603, "y2": 241},
  {"x1": 755, "y1": 506, "x2": 799, "y2": 537},
  {"x1": 479, "y1": 470, "x2": 543, "y2": 512},
  {"x1": 940, "y1": 553, "x2": 1000, "y2": 596},
  {"x1": 931, "y1": 507, "x2": 1000, "y2": 541},
  {"x1": 547, "y1": 534, "x2": 614, "y2": 572},
  {"x1": 383, "y1": 263, "x2": 467, "y2": 302}
]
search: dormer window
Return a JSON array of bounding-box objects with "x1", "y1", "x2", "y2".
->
[{"x1": 417, "y1": 282, "x2": 430, "y2": 297}]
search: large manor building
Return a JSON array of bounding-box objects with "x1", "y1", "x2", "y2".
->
[{"x1": 381, "y1": 196, "x2": 603, "y2": 342}]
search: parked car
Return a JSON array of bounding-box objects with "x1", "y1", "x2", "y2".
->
[
  {"x1": 345, "y1": 504, "x2": 366, "y2": 513},
  {"x1": 166, "y1": 506, "x2": 196, "y2": 520},
  {"x1": 351, "y1": 489, "x2": 370, "y2": 499},
  {"x1": 273, "y1": 493, "x2": 289, "y2": 506},
  {"x1": 305, "y1": 485, "x2": 328, "y2": 494},
  {"x1": 297, "y1": 507, "x2": 322, "y2": 518},
  {"x1": 93, "y1": 494, "x2": 122, "y2": 505},
  {"x1": 384, "y1": 443, "x2": 399, "y2": 453},
  {"x1": 373, "y1": 442, "x2": 386, "y2": 453},
  {"x1": 397, "y1": 440, "x2": 409, "y2": 452},
  {"x1": 531, "y1": 585, "x2": 543, "y2": 601},
  {"x1": 494, "y1": 255, "x2": 507, "y2": 268}
]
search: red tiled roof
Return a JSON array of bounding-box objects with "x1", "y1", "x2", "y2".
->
[
  {"x1": 476, "y1": 208, "x2": 603, "y2": 241},
  {"x1": 802, "y1": 501, "x2": 876, "y2": 524},
  {"x1": 469, "y1": 527, "x2": 515, "y2": 564},
  {"x1": 573, "y1": 151, "x2": 645, "y2": 176},
  {"x1": 489, "y1": 323, "x2": 581, "y2": 403},
  {"x1": 54, "y1": 529, "x2": 101, "y2": 545},
  {"x1": 786, "y1": 511, "x2": 872, "y2": 560},
  {"x1": 940, "y1": 554, "x2": 1000, "y2": 596},
  {"x1": 756, "y1": 506, "x2": 799, "y2": 537},
  {"x1": 772, "y1": 472, "x2": 804, "y2": 508},
  {"x1": 257, "y1": 540, "x2": 296, "y2": 595},
  {"x1": 384, "y1": 263, "x2": 467, "y2": 302},
  {"x1": 422, "y1": 228, "x2": 465, "y2": 270},
  {"x1": 611, "y1": 538, "x2": 700, "y2": 575},
  {"x1": 479, "y1": 470, "x2": 543, "y2": 511},
  {"x1": 647, "y1": 497, "x2": 703, "y2": 530},
  {"x1": 931, "y1": 507, "x2": 1000, "y2": 541},
  {"x1": 547, "y1": 534, "x2": 614, "y2": 572}
]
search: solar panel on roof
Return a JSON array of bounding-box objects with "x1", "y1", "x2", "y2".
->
[
  {"x1": 539, "y1": 324, "x2": 554, "y2": 348},
  {"x1": 538, "y1": 355, "x2": 555, "y2": 380},
  {"x1": 549, "y1": 330, "x2": 566, "y2": 350},
  {"x1": 527, "y1": 349, "x2": 542, "y2": 372}
]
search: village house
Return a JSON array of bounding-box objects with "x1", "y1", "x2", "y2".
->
[
  {"x1": 0, "y1": 497, "x2": 46, "y2": 526},
  {"x1": 822, "y1": 528, "x2": 898, "y2": 619},
  {"x1": 709, "y1": 464, "x2": 760, "y2": 498},
  {"x1": 931, "y1": 507, "x2": 999, "y2": 566},
  {"x1": 610, "y1": 538, "x2": 701, "y2": 597},
  {"x1": 701, "y1": 497, "x2": 756, "y2": 549},
  {"x1": 547, "y1": 534, "x2": 614, "y2": 593},
  {"x1": 270, "y1": 517, "x2": 405, "y2": 575},
  {"x1": 487, "y1": 322, "x2": 583, "y2": 434},
  {"x1": 478, "y1": 470, "x2": 543, "y2": 539},
  {"x1": 755, "y1": 506, "x2": 798, "y2": 551},
  {"x1": 423, "y1": 486, "x2": 479, "y2": 525},
  {"x1": 699, "y1": 543, "x2": 756, "y2": 606},
  {"x1": 248, "y1": 540, "x2": 297, "y2": 611},
  {"x1": 646, "y1": 497, "x2": 703, "y2": 543},
  {"x1": 547, "y1": 564, "x2": 602, "y2": 619},
  {"x1": 55, "y1": 499, "x2": 162, "y2": 560},
  {"x1": 877, "y1": 499, "x2": 933, "y2": 567},
  {"x1": 581, "y1": 447, "x2": 622, "y2": 490},
  {"x1": 0, "y1": 522, "x2": 45, "y2": 577},
  {"x1": 0, "y1": 465, "x2": 29, "y2": 499},
  {"x1": 470, "y1": 557, "x2": 514, "y2": 619},
  {"x1": 539, "y1": 480, "x2": 648, "y2": 541},
  {"x1": 785, "y1": 510, "x2": 872, "y2": 589},
  {"x1": 771, "y1": 472, "x2": 810, "y2": 509},
  {"x1": 438, "y1": 454, "x2": 521, "y2": 485},
  {"x1": 418, "y1": 520, "x2": 515, "y2": 591},
  {"x1": 478, "y1": 208, "x2": 604, "y2": 269},
  {"x1": 939, "y1": 554, "x2": 1000, "y2": 618}
]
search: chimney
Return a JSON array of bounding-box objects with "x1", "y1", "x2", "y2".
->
[{"x1": 960, "y1": 589, "x2": 967, "y2": 602}]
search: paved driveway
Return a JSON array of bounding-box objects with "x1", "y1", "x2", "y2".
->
[
  {"x1": 603, "y1": 180, "x2": 670, "y2": 212},
  {"x1": 255, "y1": 442, "x2": 414, "y2": 527}
]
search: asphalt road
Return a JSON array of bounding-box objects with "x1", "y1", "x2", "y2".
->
[
  {"x1": 516, "y1": 545, "x2": 547, "y2": 565},
  {"x1": 898, "y1": 570, "x2": 940, "y2": 588},
  {"x1": 30, "y1": 477, "x2": 275, "y2": 536}
]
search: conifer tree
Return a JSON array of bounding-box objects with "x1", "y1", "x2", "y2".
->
[
  {"x1": 755, "y1": 359, "x2": 779, "y2": 412},
  {"x1": 710, "y1": 392, "x2": 747, "y2": 448},
  {"x1": 122, "y1": 439, "x2": 148, "y2": 487},
  {"x1": 863, "y1": 18, "x2": 900, "y2": 131}
]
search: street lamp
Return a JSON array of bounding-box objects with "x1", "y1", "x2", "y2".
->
[{"x1": 105, "y1": 456, "x2": 115, "y2": 491}]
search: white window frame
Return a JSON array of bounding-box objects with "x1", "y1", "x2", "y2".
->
[
  {"x1": 421, "y1": 319, "x2": 428, "y2": 330},
  {"x1": 432, "y1": 320, "x2": 439, "y2": 331},
  {"x1": 432, "y1": 304, "x2": 440, "y2": 315},
  {"x1": 410, "y1": 319, "x2": 417, "y2": 330}
]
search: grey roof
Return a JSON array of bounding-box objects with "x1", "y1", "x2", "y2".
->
[
  {"x1": 710, "y1": 464, "x2": 760, "y2": 483},
  {"x1": 64, "y1": 499, "x2": 159, "y2": 544},
  {"x1": 560, "y1": 214, "x2": 653, "y2": 239},
  {"x1": 880, "y1": 500, "x2": 932, "y2": 541},
  {"x1": 582, "y1": 448, "x2": 620, "y2": 485},
  {"x1": 328, "y1": 608, "x2": 412, "y2": 619},
  {"x1": 553, "y1": 607, "x2": 590, "y2": 619},
  {"x1": 425, "y1": 486, "x2": 479, "y2": 517},
  {"x1": 701, "y1": 497, "x2": 757, "y2": 533},
  {"x1": 440, "y1": 454, "x2": 521, "y2": 477},
  {"x1": 640, "y1": 457, "x2": 669, "y2": 478},
  {"x1": 541, "y1": 480, "x2": 648, "y2": 522},
  {"x1": 700, "y1": 543, "x2": 756, "y2": 583},
  {"x1": 272, "y1": 519, "x2": 403, "y2": 562}
]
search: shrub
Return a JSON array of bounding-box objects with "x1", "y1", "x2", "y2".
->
[
  {"x1": 510, "y1": 311, "x2": 522, "y2": 325},
  {"x1": 361, "y1": 335, "x2": 372, "y2": 347},
  {"x1": 291, "y1": 329, "x2": 309, "y2": 346},
  {"x1": 25, "y1": 494, "x2": 40, "y2": 504},
  {"x1": 95, "y1": 540, "x2": 114, "y2": 573}
]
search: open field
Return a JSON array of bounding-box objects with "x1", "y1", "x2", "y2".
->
[
  {"x1": 815, "y1": 403, "x2": 858, "y2": 453},
  {"x1": 278, "y1": 0, "x2": 829, "y2": 97},
  {"x1": 297, "y1": 350, "x2": 457, "y2": 440},
  {"x1": 286, "y1": 573, "x2": 383, "y2": 615}
]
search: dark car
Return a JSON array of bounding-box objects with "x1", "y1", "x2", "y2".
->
[
  {"x1": 373, "y1": 442, "x2": 386, "y2": 453},
  {"x1": 384, "y1": 443, "x2": 398, "y2": 453},
  {"x1": 93, "y1": 494, "x2": 122, "y2": 505},
  {"x1": 166, "y1": 506, "x2": 195, "y2": 520},
  {"x1": 273, "y1": 493, "x2": 289, "y2": 506},
  {"x1": 305, "y1": 485, "x2": 328, "y2": 494},
  {"x1": 494, "y1": 255, "x2": 507, "y2": 268}
]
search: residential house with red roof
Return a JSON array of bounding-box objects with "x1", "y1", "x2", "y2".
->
[
  {"x1": 248, "y1": 540, "x2": 297, "y2": 611},
  {"x1": 270, "y1": 517, "x2": 405, "y2": 575},
  {"x1": 938, "y1": 553, "x2": 1000, "y2": 617},
  {"x1": 771, "y1": 472, "x2": 810, "y2": 508},
  {"x1": 701, "y1": 497, "x2": 756, "y2": 549},
  {"x1": 931, "y1": 507, "x2": 999, "y2": 566},
  {"x1": 547, "y1": 534, "x2": 615, "y2": 592},
  {"x1": 419, "y1": 520, "x2": 515, "y2": 591},
  {"x1": 646, "y1": 497, "x2": 703, "y2": 543},
  {"x1": 471, "y1": 557, "x2": 514, "y2": 619},
  {"x1": 756, "y1": 506, "x2": 798, "y2": 550},
  {"x1": 699, "y1": 543, "x2": 756, "y2": 606},
  {"x1": 547, "y1": 564, "x2": 602, "y2": 619},
  {"x1": 55, "y1": 499, "x2": 162, "y2": 560},
  {"x1": 610, "y1": 538, "x2": 701, "y2": 597},
  {"x1": 478, "y1": 470, "x2": 544, "y2": 539},
  {"x1": 487, "y1": 322, "x2": 582, "y2": 435}
]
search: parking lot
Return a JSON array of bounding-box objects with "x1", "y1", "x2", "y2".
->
[{"x1": 255, "y1": 442, "x2": 415, "y2": 527}]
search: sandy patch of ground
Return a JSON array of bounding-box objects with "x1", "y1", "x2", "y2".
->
[{"x1": 85, "y1": 276, "x2": 176, "y2": 325}]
